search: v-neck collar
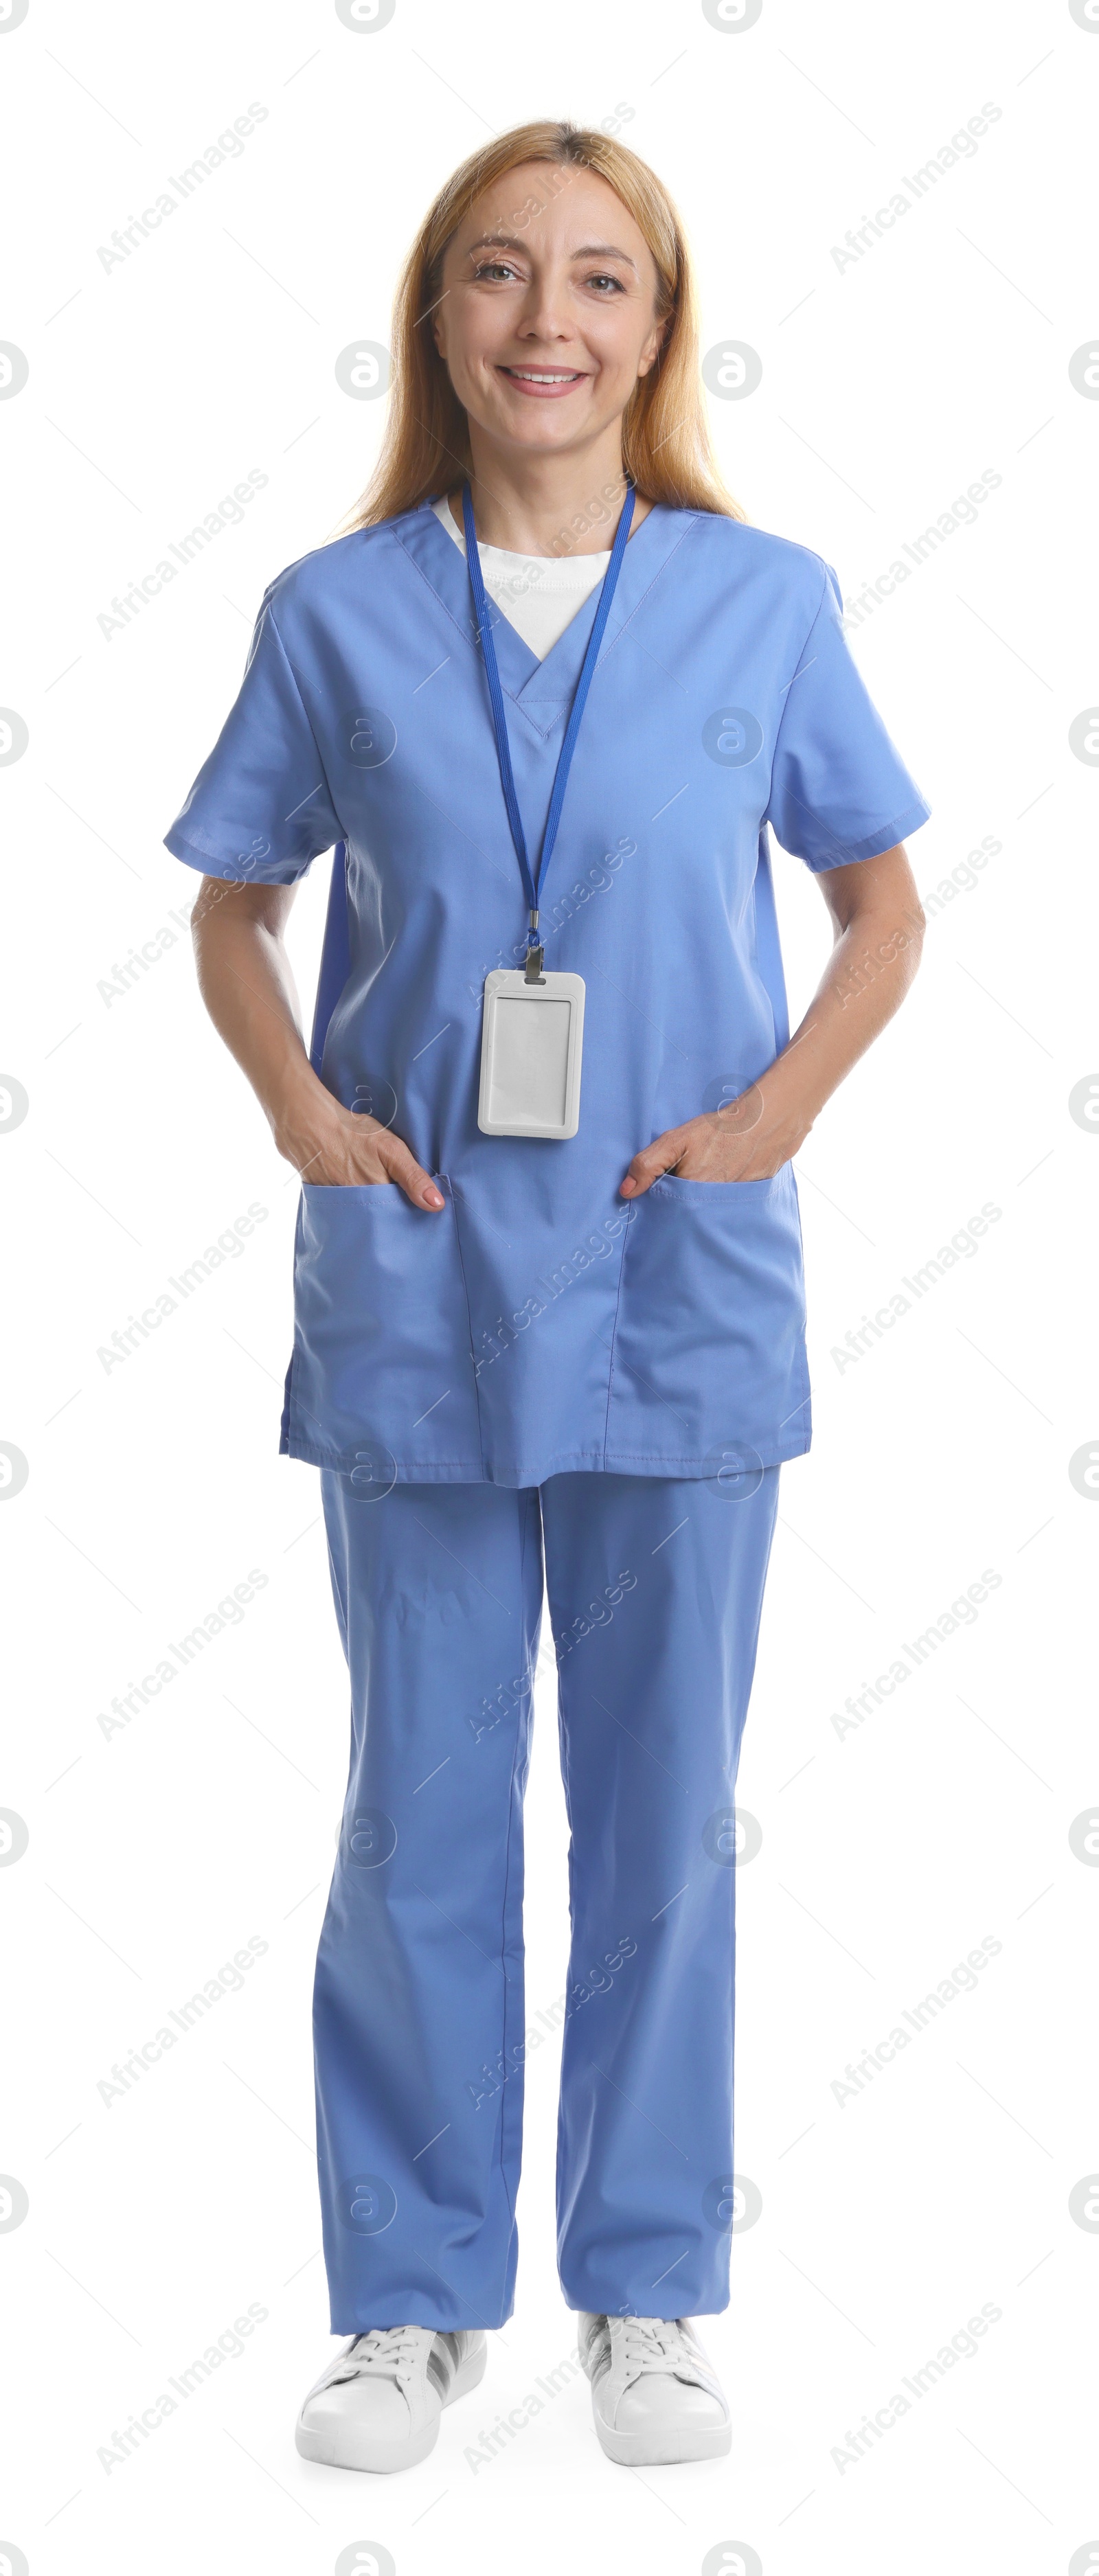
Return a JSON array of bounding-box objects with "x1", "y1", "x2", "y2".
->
[{"x1": 394, "y1": 494, "x2": 699, "y2": 737}]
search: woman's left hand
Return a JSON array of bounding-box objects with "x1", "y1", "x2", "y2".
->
[
  {"x1": 619, "y1": 847, "x2": 928, "y2": 1199},
  {"x1": 620, "y1": 1086, "x2": 810, "y2": 1196}
]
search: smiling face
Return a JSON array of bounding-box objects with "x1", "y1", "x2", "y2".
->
[{"x1": 433, "y1": 161, "x2": 666, "y2": 468}]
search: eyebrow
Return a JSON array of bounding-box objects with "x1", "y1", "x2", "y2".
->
[{"x1": 464, "y1": 231, "x2": 639, "y2": 274}]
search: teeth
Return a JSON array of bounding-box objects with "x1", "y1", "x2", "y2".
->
[{"x1": 507, "y1": 369, "x2": 580, "y2": 383}]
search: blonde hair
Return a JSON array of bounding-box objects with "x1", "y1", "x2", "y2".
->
[{"x1": 344, "y1": 120, "x2": 745, "y2": 532}]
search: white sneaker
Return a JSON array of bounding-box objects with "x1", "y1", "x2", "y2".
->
[
  {"x1": 295, "y1": 2325, "x2": 486, "y2": 2472},
  {"x1": 578, "y1": 2312, "x2": 732, "y2": 2465}
]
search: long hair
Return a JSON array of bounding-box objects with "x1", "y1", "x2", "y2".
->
[{"x1": 343, "y1": 120, "x2": 745, "y2": 532}]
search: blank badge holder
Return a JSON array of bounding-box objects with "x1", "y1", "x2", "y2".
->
[{"x1": 477, "y1": 968, "x2": 585, "y2": 1139}]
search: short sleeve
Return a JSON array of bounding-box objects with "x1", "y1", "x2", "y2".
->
[
  {"x1": 764, "y1": 565, "x2": 931, "y2": 871},
  {"x1": 163, "y1": 591, "x2": 341, "y2": 884}
]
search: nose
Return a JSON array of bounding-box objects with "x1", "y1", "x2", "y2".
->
[{"x1": 512, "y1": 266, "x2": 578, "y2": 346}]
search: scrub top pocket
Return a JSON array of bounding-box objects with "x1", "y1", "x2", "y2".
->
[
  {"x1": 605, "y1": 1167, "x2": 811, "y2": 1472},
  {"x1": 281, "y1": 1178, "x2": 483, "y2": 1480}
]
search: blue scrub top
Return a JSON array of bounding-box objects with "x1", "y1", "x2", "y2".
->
[{"x1": 165, "y1": 499, "x2": 930, "y2": 1488}]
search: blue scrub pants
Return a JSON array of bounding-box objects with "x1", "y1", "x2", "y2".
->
[{"x1": 314, "y1": 1466, "x2": 779, "y2": 2330}]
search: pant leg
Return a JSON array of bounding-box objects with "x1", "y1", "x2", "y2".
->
[
  {"x1": 314, "y1": 1470, "x2": 543, "y2": 2332},
  {"x1": 540, "y1": 1466, "x2": 780, "y2": 2318}
]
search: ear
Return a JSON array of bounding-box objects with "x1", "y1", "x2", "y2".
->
[{"x1": 637, "y1": 312, "x2": 670, "y2": 378}]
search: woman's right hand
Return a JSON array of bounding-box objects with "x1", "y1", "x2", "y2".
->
[
  {"x1": 188, "y1": 878, "x2": 444, "y2": 1212},
  {"x1": 275, "y1": 1092, "x2": 445, "y2": 1210}
]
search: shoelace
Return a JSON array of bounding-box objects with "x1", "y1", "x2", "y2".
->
[
  {"x1": 326, "y1": 2325, "x2": 425, "y2": 2388},
  {"x1": 602, "y1": 2316, "x2": 722, "y2": 2395}
]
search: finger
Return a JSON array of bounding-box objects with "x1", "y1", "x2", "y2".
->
[
  {"x1": 620, "y1": 1134, "x2": 684, "y2": 1197},
  {"x1": 376, "y1": 1137, "x2": 444, "y2": 1211}
]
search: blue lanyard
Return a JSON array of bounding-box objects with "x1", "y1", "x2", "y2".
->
[{"x1": 462, "y1": 478, "x2": 635, "y2": 974}]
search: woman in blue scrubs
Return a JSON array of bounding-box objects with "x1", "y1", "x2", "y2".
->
[{"x1": 168, "y1": 121, "x2": 929, "y2": 2474}]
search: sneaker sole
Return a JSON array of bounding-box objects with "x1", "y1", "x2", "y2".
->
[
  {"x1": 295, "y1": 2336, "x2": 487, "y2": 2474},
  {"x1": 593, "y1": 2412, "x2": 732, "y2": 2467}
]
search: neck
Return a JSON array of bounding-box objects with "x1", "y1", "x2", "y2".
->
[{"x1": 456, "y1": 426, "x2": 650, "y2": 556}]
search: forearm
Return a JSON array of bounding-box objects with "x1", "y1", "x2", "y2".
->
[
  {"x1": 190, "y1": 878, "x2": 337, "y2": 1163},
  {"x1": 189, "y1": 874, "x2": 443, "y2": 1205},
  {"x1": 750, "y1": 892, "x2": 925, "y2": 1156}
]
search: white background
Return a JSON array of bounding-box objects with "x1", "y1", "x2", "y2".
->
[{"x1": 1, "y1": 2, "x2": 1094, "y2": 2571}]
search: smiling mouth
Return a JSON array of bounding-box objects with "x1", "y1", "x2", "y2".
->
[{"x1": 497, "y1": 365, "x2": 588, "y2": 394}]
